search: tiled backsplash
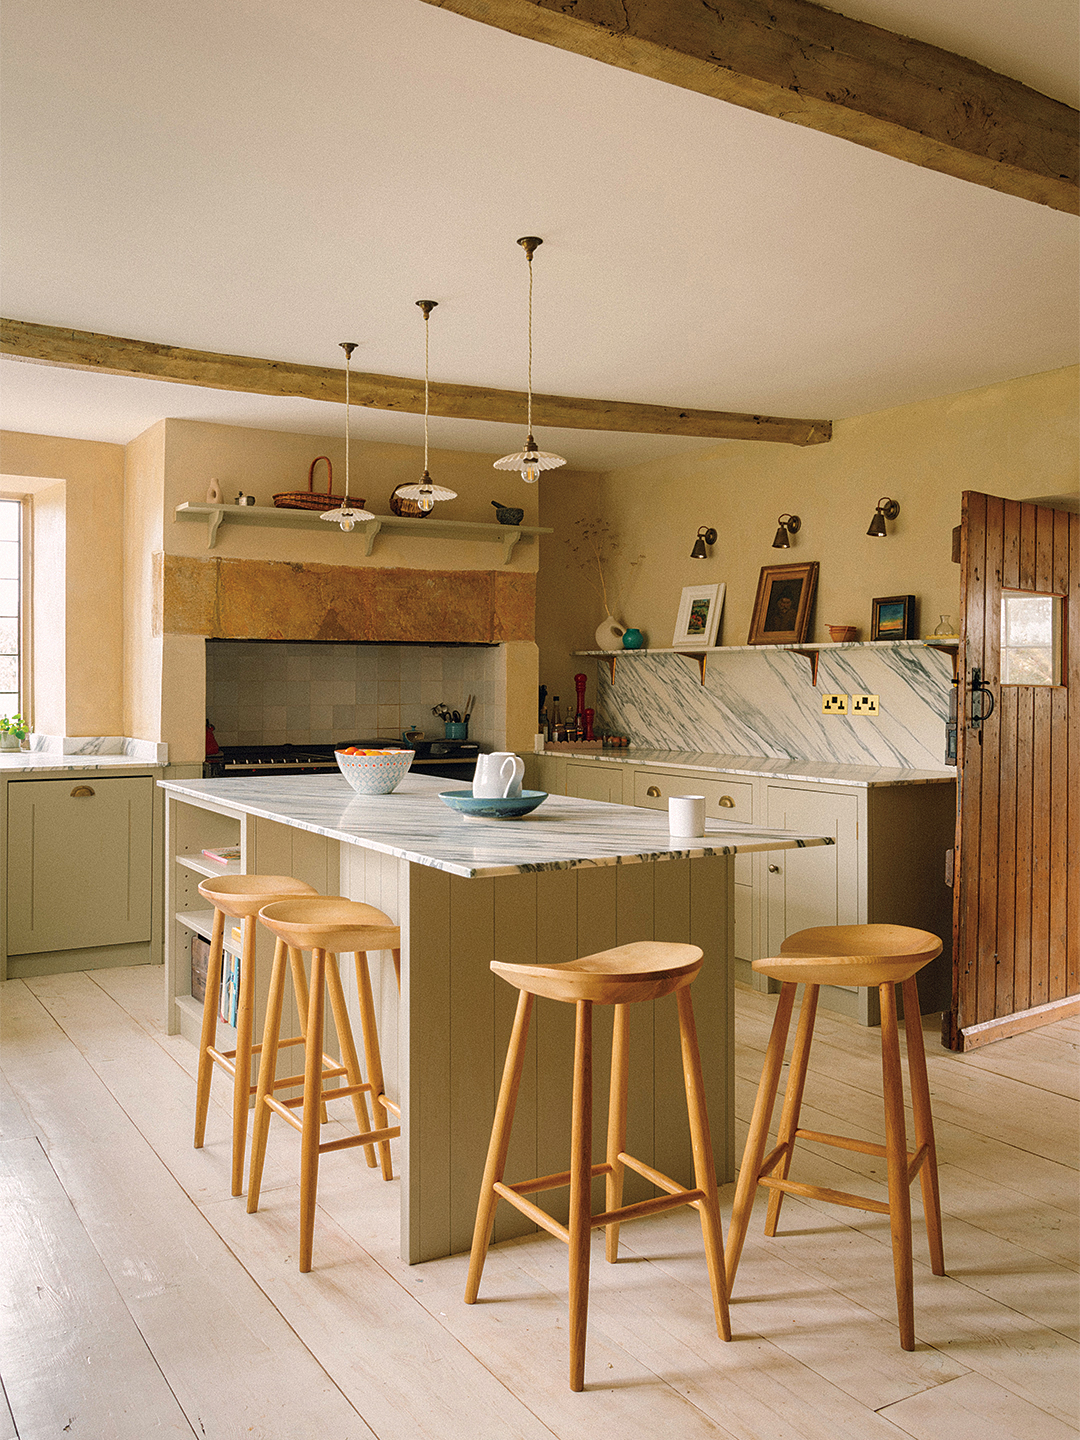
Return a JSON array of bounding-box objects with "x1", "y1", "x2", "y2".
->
[{"x1": 205, "y1": 642, "x2": 505, "y2": 749}]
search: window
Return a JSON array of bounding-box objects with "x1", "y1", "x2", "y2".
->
[
  {"x1": 0, "y1": 499, "x2": 20, "y2": 717},
  {"x1": 1000, "y1": 590, "x2": 1063, "y2": 686}
]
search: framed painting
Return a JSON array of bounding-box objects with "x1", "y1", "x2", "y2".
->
[
  {"x1": 672, "y1": 583, "x2": 725, "y2": 648},
  {"x1": 747, "y1": 562, "x2": 818, "y2": 645},
  {"x1": 871, "y1": 594, "x2": 916, "y2": 641}
]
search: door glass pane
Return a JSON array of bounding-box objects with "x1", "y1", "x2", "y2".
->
[{"x1": 1000, "y1": 591, "x2": 1062, "y2": 685}]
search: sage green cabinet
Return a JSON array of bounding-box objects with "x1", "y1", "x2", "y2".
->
[{"x1": 5, "y1": 774, "x2": 155, "y2": 965}]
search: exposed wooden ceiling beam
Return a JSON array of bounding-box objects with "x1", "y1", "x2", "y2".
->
[
  {"x1": 0, "y1": 319, "x2": 832, "y2": 446},
  {"x1": 420, "y1": 0, "x2": 1079, "y2": 215}
]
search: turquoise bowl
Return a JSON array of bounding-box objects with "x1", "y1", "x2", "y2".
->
[{"x1": 438, "y1": 789, "x2": 548, "y2": 820}]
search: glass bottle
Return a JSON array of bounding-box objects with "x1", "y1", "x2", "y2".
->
[
  {"x1": 933, "y1": 614, "x2": 955, "y2": 637},
  {"x1": 548, "y1": 697, "x2": 561, "y2": 742}
]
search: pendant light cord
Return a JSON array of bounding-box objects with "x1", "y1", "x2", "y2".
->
[
  {"x1": 423, "y1": 308, "x2": 431, "y2": 473},
  {"x1": 526, "y1": 251, "x2": 534, "y2": 437},
  {"x1": 345, "y1": 350, "x2": 351, "y2": 496}
]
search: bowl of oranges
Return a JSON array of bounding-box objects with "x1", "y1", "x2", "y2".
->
[{"x1": 334, "y1": 746, "x2": 414, "y2": 795}]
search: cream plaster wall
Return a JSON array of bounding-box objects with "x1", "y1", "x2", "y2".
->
[
  {"x1": 122, "y1": 421, "x2": 168, "y2": 745},
  {"x1": 537, "y1": 366, "x2": 1079, "y2": 703},
  {"x1": 0, "y1": 431, "x2": 126, "y2": 735}
]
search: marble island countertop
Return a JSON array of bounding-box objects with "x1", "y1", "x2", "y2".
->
[
  {"x1": 541, "y1": 747, "x2": 955, "y2": 787},
  {"x1": 160, "y1": 772, "x2": 834, "y2": 880}
]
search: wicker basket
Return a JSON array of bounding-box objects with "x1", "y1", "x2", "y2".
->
[{"x1": 273, "y1": 456, "x2": 365, "y2": 513}]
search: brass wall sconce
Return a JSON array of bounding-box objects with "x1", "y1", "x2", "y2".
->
[
  {"x1": 867, "y1": 497, "x2": 900, "y2": 537},
  {"x1": 690, "y1": 526, "x2": 717, "y2": 559},
  {"x1": 772, "y1": 514, "x2": 800, "y2": 549}
]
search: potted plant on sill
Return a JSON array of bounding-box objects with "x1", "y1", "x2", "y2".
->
[{"x1": 0, "y1": 714, "x2": 29, "y2": 751}]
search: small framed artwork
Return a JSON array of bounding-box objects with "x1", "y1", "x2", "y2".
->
[
  {"x1": 871, "y1": 594, "x2": 916, "y2": 641},
  {"x1": 747, "y1": 562, "x2": 818, "y2": 645},
  {"x1": 673, "y1": 583, "x2": 725, "y2": 648}
]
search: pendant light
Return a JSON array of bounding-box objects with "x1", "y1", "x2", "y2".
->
[
  {"x1": 320, "y1": 342, "x2": 375, "y2": 532},
  {"x1": 494, "y1": 236, "x2": 566, "y2": 484},
  {"x1": 394, "y1": 300, "x2": 457, "y2": 514}
]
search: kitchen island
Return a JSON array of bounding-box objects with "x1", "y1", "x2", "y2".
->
[{"x1": 160, "y1": 772, "x2": 831, "y2": 1262}]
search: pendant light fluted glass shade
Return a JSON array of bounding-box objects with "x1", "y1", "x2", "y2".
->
[
  {"x1": 495, "y1": 237, "x2": 566, "y2": 483},
  {"x1": 494, "y1": 434, "x2": 565, "y2": 484},
  {"x1": 321, "y1": 341, "x2": 374, "y2": 531},
  {"x1": 395, "y1": 470, "x2": 458, "y2": 514}
]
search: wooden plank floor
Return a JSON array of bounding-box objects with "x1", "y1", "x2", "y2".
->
[{"x1": 1, "y1": 966, "x2": 1076, "y2": 1440}]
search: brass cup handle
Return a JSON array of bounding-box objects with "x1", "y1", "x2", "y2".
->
[
  {"x1": 71, "y1": 785, "x2": 96, "y2": 797},
  {"x1": 768, "y1": 863, "x2": 781, "y2": 873},
  {"x1": 719, "y1": 795, "x2": 735, "y2": 808},
  {"x1": 646, "y1": 786, "x2": 661, "y2": 798}
]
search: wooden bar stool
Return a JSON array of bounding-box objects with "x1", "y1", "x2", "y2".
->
[
  {"x1": 725, "y1": 923, "x2": 946, "y2": 1350},
  {"x1": 247, "y1": 896, "x2": 402, "y2": 1271},
  {"x1": 195, "y1": 874, "x2": 318, "y2": 1196},
  {"x1": 465, "y1": 940, "x2": 731, "y2": 1392}
]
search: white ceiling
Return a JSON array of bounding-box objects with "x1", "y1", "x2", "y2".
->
[{"x1": 1, "y1": 0, "x2": 1077, "y2": 471}]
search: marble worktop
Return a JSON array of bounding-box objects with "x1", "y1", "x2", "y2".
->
[
  {"x1": 539, "y1": 748, "x2": 956, "y2": 787},
  {"x1": 0, "y1": 752, "x2": 166, "y2": 773},
  {"x1": 159, "y1": 772, "x2": 833, "y2": 880}
]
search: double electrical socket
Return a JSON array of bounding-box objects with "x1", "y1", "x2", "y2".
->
[{"x1": 822, "y1": 692, "x2": 880, "y2": 716}]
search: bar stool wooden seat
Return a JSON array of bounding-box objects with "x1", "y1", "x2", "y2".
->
[
  {"x1": 725, "y1": 923, "x2": 946, "y2": 1350},
  {"x1": 465, "y1": 940, "x2": 731, "y2": 1392},
  {"x1": 246, "y1": 896, "x2": 402, "y2": 1271},
  {"x1": 195, "y1": 874, "x2": 318, "y2": 1196}
]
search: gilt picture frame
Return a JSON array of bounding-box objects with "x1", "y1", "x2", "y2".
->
[
  {"x1": 672, "y1": 583, "x2": 725, "y2": 648},
  {"x1": 747, "y1": 561, "x2": 818, "y2": 646}
]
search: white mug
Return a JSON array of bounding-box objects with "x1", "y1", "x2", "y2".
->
[
  {"x1": 669, "y1": 795, "x2": 706, "y2": 838},
  {"x1": 473, "y1": 751, "x2": 525, "y2": 799}
]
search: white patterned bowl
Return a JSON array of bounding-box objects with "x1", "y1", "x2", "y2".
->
[{"x1": 335, "y1": 748, "x2": 414, "y2": 795}]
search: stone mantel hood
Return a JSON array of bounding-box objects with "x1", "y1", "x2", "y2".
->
[{"x1": 159, "y1": 553, "x2": 535, "y2": 644}]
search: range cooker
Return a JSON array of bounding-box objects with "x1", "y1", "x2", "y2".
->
[{"x1": 204, "y1": 739, "x2": 479, "y2": 782}]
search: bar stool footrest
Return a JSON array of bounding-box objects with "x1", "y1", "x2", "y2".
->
[{"x1": 757, "y1": 1174, "x2": 892, "y2": 1216}]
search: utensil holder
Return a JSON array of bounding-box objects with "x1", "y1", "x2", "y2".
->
[{"x1": 445, "y1": 722, "x2": 468, "y2": 740}]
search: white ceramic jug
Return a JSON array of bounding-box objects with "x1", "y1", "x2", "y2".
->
[{"x1": 473, "y1": 751, "x2": 525, "y2": 799}]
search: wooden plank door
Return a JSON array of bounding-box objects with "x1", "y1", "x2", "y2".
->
[{"x1": 948, "y1": 492, "x2": 1079, "y2": 1050}]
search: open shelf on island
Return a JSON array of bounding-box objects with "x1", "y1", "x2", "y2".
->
[{"x1": 175, "y1": 502, "x2": 550, "y2": 564}]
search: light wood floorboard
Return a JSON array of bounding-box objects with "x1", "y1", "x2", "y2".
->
[{"x1": 1, "y1": 969, "x2": 1076, "y2": 1439}]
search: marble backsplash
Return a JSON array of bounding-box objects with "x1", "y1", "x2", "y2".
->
[
  {"x1": 595, "y1": 643, "x2": 954, "y2": 769},
  {"x1": 29, "y1": 734, "x2": 169, "y2": 762}
]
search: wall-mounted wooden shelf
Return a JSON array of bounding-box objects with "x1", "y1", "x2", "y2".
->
[
  {"x1": 174, "y1": 502, "x2": 551, "y2": 565},
  {"x1": 574, "y1": 638, "x2": 959, "y2": 686}
]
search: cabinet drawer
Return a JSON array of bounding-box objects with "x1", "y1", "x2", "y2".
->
[
  {"x1": 634, "y1": 771, "x2": 754, "y2": 881},
  {"x1": 7, "y1": 775, "x2": 154, "y2": 955}
]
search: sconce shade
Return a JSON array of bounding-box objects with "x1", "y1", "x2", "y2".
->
[
  {"x1": 867, "y1": 497, "x2": 900, "y2": 537},
  {"x1": 772, "y1": 514, "x2": 800, "y2": 549},
  {"x1": 690, "y1": 525, "x2": 717, "y2": 559}
]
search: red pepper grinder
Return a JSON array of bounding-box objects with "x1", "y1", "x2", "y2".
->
[
  {"x1": 574, "y1": 672, "x2": 588, "y2": 738},
  {"x1": 583, "y1": 707, "x2": 595, "y2": 742}
]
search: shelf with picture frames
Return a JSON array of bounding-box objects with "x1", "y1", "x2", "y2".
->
[
  {"x1": 174, "y1": 502, "x2": 551, "y2": 564},
  {"x1": 574, "y1": 637, "x2": 959, "y2": 686}
]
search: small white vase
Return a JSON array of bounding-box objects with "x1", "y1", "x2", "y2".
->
[{"x1": 595, "y1": 615, "x2": 625, "y2": 651}]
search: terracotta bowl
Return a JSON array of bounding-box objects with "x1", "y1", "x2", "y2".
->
[{"x1": 828, "y1": 625, "x2": 858, "y2": 643}]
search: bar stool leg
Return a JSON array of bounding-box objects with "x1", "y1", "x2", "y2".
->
[
  {"x1": 604, "y1": 1003, "x2": 630, "y2": 1263},
  {"x1": 289, "y1": 946, "x2": 329, "y2": 1126},
  {"x1": 568, "y1": 999, "x2": 594, "y2": 1393},
  {"x1": 230, "y1": 915, "x2": 258, "y2": 1197},
  {"x1": 880, "y1": 981, "x2": 915, "y2": 1350},
  {"x1": 354, "y1": 950, "x2": 394, "y2": 1180},
  {"x1": 764, "y1": 983, "x2": 819, "y2": 1237},
  {"x1": 247, "y1": 937, "x2": 289, "y2": 1213},
  {"x1": 465, "y1": 990, "x2": 535, "y2": 1304},
  {"x1": 299, "y1": 947, "x2": 327, "y2": 1273},
  {"x1": 903, "y1": 975, "x2": 945, "y2": 1276},
  {"x1": 676, "y1": 987, "x2": 731, "y2": 1341},
  {"x1": 325, "y1": 953, "x2": 379, "y2": 1170},
  {"x1": 725, "y1": 980, "x2": 797, "y2": 1287},
  {"x1": 194, "y1": 906, "x2": 226, "y2": 1149}
]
